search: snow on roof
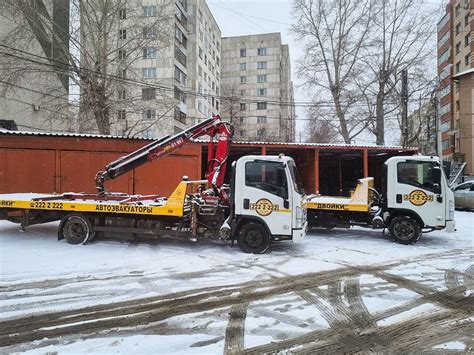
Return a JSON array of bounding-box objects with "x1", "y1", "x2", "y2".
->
[
  {"x1": 0, "y1": 129, "x2": 416, "y2": 150},
  {"x1": 0, "y1": 129, "x2": 150, "y2": 140},
  {"x1": 452, "y1": 67, "x2": 474, "y2": 79}
]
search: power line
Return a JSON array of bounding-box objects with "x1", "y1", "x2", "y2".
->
[{"x1": 0, "y1": 44, "x2": 425, "y2": 108}]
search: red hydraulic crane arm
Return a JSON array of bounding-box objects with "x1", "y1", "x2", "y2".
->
[{"x1": 95, "y1": 115, "x2": 233, "y2": 194}]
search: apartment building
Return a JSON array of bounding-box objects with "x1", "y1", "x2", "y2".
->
[
  {"x1": 187, "y1": 0, "x2": 221, "y2": 122},
  {"x1": 105, "y1": 0, "x2": 190, "y2": 138},
  {"x1": 437, "y1": 0, "x2": 474, "y2": 176},
  {"x1": 0, "y1": 1, "x2": 70, "y2": 132},
  {"x1": 221, "y1": 33, "x2": 295, "y2": 142},
  {"x1": 106, "y1": 0, "x2": 221, "y2": 138}
]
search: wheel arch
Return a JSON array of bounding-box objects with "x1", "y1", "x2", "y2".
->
[
  {"x1": 386, "y1": 208, "x2": 425, "y2": 229},
  {"x1": 231, "y1": 215, "x2": 272, "y2": 243}
]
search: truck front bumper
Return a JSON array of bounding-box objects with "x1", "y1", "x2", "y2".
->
[
  {"x1": 292, "y1": 221, "x2": 307, "y2": 243},
  {"x1": 446, "y1": 220, "x2": 456, "y2": 233}
]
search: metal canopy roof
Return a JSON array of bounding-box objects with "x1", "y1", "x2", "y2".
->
[{"x1": 0, "y1": 129, "x2": 417, "y2": 151}]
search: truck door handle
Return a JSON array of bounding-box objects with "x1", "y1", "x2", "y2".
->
[
  {"x1": 243, "y1": 199, "x2": 249, "y2": 209},
  {"x1": 396, "y1": 194, "x2": 402, "y2": 203}
]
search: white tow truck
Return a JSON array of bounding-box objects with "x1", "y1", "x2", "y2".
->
[
  {"x1": 305, "y1": 155, "x2": 455, "y2": 244},
  {"x1": 0, "y1": 116, "x2": 307, "y2": 253}
]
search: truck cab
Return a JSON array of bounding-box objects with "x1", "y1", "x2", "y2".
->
[
  {"x1": 231, "y1": 155, "x2": 307, "y2": 253},
  {"x1": 382, "y1": 156, "x2": 455, "y2": 244}
]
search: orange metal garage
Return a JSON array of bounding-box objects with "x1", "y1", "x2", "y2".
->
[{"x1": 0, "y1": 130, "x2": 417, "y2": 196}]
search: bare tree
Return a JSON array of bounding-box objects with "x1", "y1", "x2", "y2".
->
[
  {"x1": 362, "y1": 0, "x2": 436, "y2": 145},
  {"x1": 0, "y1": 0, "x2": 176, "y2": 136},
  {"x1": 305, "y1": 115, "x2": 338, "y2": 143},
  {"x1": 220, "y1": 83, "x2": 248, "y2": 139},
  {"x1": 292, "y1": 0, "x2": 375, "y2": 144}
]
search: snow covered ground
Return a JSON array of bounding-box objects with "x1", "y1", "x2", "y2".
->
[{"x1": 0, "y1": 212, "x2": 472, "y2": 353}]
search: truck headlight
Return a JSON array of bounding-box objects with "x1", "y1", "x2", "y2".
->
[{"x1": 296, "y1": 206, "x2": 305, "y2": 229}]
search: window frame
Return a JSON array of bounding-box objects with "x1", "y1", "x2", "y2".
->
[
  {"x1": 245, "y1": 160, "x2": 289, "y2": 199},
  {"x1": 397, "y1": 161, "x2": 441, "y2": 193}
]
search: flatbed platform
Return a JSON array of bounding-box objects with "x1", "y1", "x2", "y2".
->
[
  {"x1": 304, "y1": 178, "x2": 374, "y2": 212},
  {"x1": 0, "y1": 180, "x2": 207, "y2": 219}
]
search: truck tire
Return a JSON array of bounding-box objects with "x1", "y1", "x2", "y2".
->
[
  {"x1": 389, "y1": 215, "x2": 422, "y2": 245},
  {"x1": 60, "y1": 213, "x2": 94, "y2": 245},
  {"x1": 237, "y1": 222, "x2": 271, "y2": 254}
]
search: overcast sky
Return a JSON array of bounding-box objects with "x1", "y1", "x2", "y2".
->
[{"x1": 207, "y1": 0, "x2": 446, "y2": 144}]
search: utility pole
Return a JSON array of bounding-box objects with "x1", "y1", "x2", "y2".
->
[{"x1": 401, "y1": 69, "x2": 408, "y2": 147}]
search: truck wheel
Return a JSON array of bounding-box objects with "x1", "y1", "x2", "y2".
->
[
  {"x1": 389, "y1": 215, "x2": 421, "y2": 245},
  {"x1": 60, "y1": 213, "x2": 94, "y2": 245},
  {"x1": 237, "y1": 222, "x2": 270, "y2": 254}
]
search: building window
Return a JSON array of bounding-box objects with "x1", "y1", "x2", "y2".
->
[
  {"x1": 198, "y1": 65, "x2": 202, "y2": 77},
  {"x1": 240, "y1": 76, "x2": 246, "y2": 84},
  {"x1": 240, "y1": 103, "x2": 246, "y2": 111},
  {"x1": 257, "y1": 88, "x2": 267, "y2": 96},
  {"x1": 257, "y1": 102, "x2": 267, "y2": 110},
  {"x1": 199, "y1": 47, "x2": 203, "y2": 59},
  {"x1": 257, "y1": 116, "x2": 267, "y2": 123},
  {"x1": 438, "y1": 32, "x2": 450, "y2": 48},
  {"x1": 117, "y1": 110, "x2": 126, "y2": 120},
  {"x1": 456, "y1": 61, "x2": 461, "y2": 73},
  {"x1": 465, "y1": 14, "x2": 470, "y2": 26},
  {"x1": 456, "y1": 99, "x2": 460, "y2": 111},
  {"x1": 175, "y1": 5, "x2": 187, "y2": 27},
  {"x1": 240, "y1": 63, "x2": 246, "y2": 71},
  {"x1": 442, "y1": 139, "x2": 451, "y2": 150},
  {"x1": 438, "y1": 84, "x2": 451, "y2": 98},
  {"x1": 216, "y1": 56, "x2": 220, "y2": 66},
  {"x1": 143, "y1": 5, "x2": 157, "y2": 17},
  {"x1": 440, "y1": 103, "x2": 451, "y2": 116},
  {"x1": 455, "y1": 4, "x2": 461, "y2": 17},
  {"x1": 118, "y1": 50, "x2": 126, "y2": 60},
  {"x1": 456, "y1": 22, "x2": 461, "y2": 35},
  {"x1": 174, "y1": 107, "x2": 186, "y2": 124},
  {"x1": 143, "y1": 67, "x2": 156, "y2": 78},
  {"x1": 257, "y1": 61, "x2": 267, "y2": 69},
  {"x1": 143, "y1": 27, "x2": 157, "y2": 39},
  {"x1": 142, "y1": 109, "x2": 156, "y2": 120},
  {"x1": 142, "y1": 88, "x2": 156, "y2": 100},
  {"x1": 240, "y1": 90, "x2": 245, "y2": 96},
  {"x1": 119, "y1": 9, "x2": 126, "y2": 20},
  {"x1": 456, "y1": 42, "x2": 461, "y2": 54},
  {"x1": 440, "y1": 121, "x2": 451, "y2": 132},
  {"x1": 174, "y1": 46, "x2": 187, "y2": 66},
  {"x1": 118, "y1": 89, "x2": 126, "y2": 100},
  {"x1": 118, "y1": 69, "x2": 126, "y2": 79},
  {"x1": 257, "y1": 74, "x2": 267, "y2": 83},
  {"x1": 143, "y1": 47, "x2": 157, "y2": 59},
  {"x1": 465, "y1": 53, "x2": 470, "y2": 66},
  {"x1": 439, "y1": 65, "x2": 451, "y2": 81},
  {"x1": 175, "y1": 26, "x2": 187, "y2": 47},
  {"x1": 119, "y1": 29, "x2": 126, "y2": 40},
  {"x1": 256, "y1": 128, "x2": 266, "y2": 137},
  {"x1": 240, "y1": 48, "x2": 246, "y2": 57},
  {"x1": 174, "y1": 65, "x2": 187, "y2": 85},
  {"x1": 465, "y1": 33, "x2": 471, "y2": 47},
  {"x1": 257, "y1": 47, "x2": 267, "y2": 56},
  {"x1": 438, "y1": 48, "x2": 450, "y2": 66}
]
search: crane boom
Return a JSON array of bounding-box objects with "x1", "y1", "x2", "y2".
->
[{"x1": 95, "y1": 115, "x2": 233, "y2": 194}]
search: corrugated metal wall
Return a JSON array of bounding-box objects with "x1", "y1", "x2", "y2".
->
[{"x1": 0, "y1": 136, "x2": 201, "y2": 195}]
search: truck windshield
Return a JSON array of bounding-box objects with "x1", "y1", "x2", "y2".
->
[{"x1": 288, "y1": 161, "x2": 305, "y2": 195}]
